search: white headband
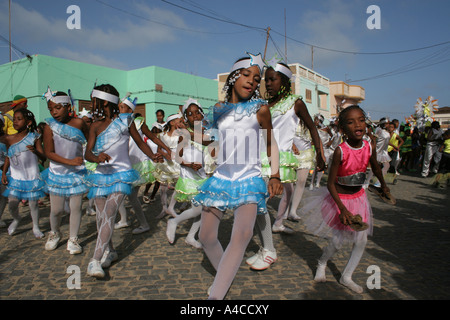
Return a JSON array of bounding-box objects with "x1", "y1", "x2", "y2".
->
[
  {"x1": 182, "y1": 98, "x2": 201, "y2": 114},
  {"x1": 42, "y1": 86, "x2": 71, "y2": 105},
  {"x1": 230, "y1": 52, "x2": 265, "y2": 74},
  {"x1": 265, "y1": 55, "x2": 293, "y2": 79},
  {"x1": 274, "y1": 64, "x2": 293, "y2": 79},
  {"x1": 166, "y1": 113, "x2": 182, "y2": 123},
  {"x1": 121, "y1": 97, "x2": 138, "y2": 111},
  {"x1": 92, "y1": 89, "x2": 119, "y2": 104},
  {"x1": 51, "y1": 96, "x2": 71, "y2": 105}
]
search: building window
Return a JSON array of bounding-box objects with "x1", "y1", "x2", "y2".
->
[{"x1": 305, "y1": 89, "x2": 312, "y2": 103}]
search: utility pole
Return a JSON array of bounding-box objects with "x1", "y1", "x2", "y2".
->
[
  {"x1": 284, "y1": 9, "x2": 287, "y2": 62},
  {"x1": 9, "y1": 0, "x2": 12, "y2": 62},
  {"x1": 263, "y1": 27, "x2": 271, "y2": 61},
  {"x1": 311, "y1": 45, "x2": 314, "y2": 70}
]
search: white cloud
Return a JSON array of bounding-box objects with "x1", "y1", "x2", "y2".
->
[
  {"x1": 0, "y1": 1, "x2": 187, "y2": 51},
  {"x1": 52, "y1": 47, "x2": 128, "y2": 70},
  {"x1": 285, "y1": 0, "x2": 360, "y2": 70}
]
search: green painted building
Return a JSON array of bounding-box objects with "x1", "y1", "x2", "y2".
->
[{"x1": 0, "y1": 54, "x2": 218, "y2": 125}]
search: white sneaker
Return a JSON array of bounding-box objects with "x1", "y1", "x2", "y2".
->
[
  {"x1": 250, "y1": 248, "x2": 278, "y2": 271},
  {"x1": 67, "y1": 237, "x2": 82, "y2": 255},
  {"x1": 100, "y1": 250, "x2": 119, "y2": 268},
  {"x1": 45, "y1": 231, "x2": 61, "y2": 251},
  {"x1": 272, "y1": 224, "x2": 294, "y2": 234},
  {"x1": 246, "y1": 248, "x2": 263, "y2": 266},
  {"x1": 87, "y1": 259, "x2": 105, "y2": 278},
  {"x1": 114, "y1": 221, "x2": 129, "y2": 229}
]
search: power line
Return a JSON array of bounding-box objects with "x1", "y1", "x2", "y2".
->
[
  {"x1": 348, "y1": 45, "x2": 450, "y2": 82},
  {"x1": 94, "y1": 0, "x2": 251, "y2": 35},
  {"x1": 0, "y1": 34, "x2": 31, "y2": 59},
  {"x1": 162, "y1": 0, "x2": 450, "y2": 56},
  {"x1": 270, "y1": 29, "x2": 450, "y2": 55},
  {"x1": 161, "y1": 0, "x2": 265, "y2": 32}
]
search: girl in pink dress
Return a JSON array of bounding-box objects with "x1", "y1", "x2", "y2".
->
[{"x1": 301, "y1": 105, "x2": 389, "y2": 293}]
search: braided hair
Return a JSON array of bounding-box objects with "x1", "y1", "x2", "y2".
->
[
  {"x1": 91, "y1": 84, "x2": 120, "y2": 119},
  {"x1": 265, "y1": 62, "x2": 292, "y2": 102},
  {"x1": 222, "y1": 57, "x2": 261, "y2": 102}
]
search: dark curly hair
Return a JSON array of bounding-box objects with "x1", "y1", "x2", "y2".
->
[{"x1": 14, "y1": 107, "x2": 37, "y2": 132}]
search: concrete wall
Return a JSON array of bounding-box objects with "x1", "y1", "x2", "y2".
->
[{"x1": 0, "y1": 55, "x2": 218, "y2": 126}]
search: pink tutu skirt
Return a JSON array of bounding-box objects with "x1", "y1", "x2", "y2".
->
[{"x1": 301, "y1": 187, "x2": 373, "y2": 246}]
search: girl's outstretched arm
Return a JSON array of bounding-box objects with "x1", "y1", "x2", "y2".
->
[
  {"x1": 141, "y1": 123, "x2": 171, "y2": 160},
  {"x1": 129, "y1": 122, "x2": 160, "y2": 162}
]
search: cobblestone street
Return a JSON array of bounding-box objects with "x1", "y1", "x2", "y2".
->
[{"x1": 0, "y1": 172, "x2": 449, "y2": 302}]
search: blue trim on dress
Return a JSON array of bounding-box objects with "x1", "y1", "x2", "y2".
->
[
  {"x1": 2, "y1": 174, "x2": 46, "y2": 201},
  {"x1": 84, "y1": 169, "x2": 140, "y2": 198},
  {"x1": 41, "y1": 168, "x2": 88, "y2": 196},
  {"x1": 192, "y1": 175, "x2": 268, "y2": 214},
  {"x1": 204, "y1": 99, "x2": 266, "y2": 130},
  {"x1": 45, "y1": 118, "x2": 86, "y2": 145},
  {"x1": 92, "y1": 114, "x2": 134, "y2": 156},
  {"x1": 7, "y1": 132, "x2": 40, "y2": 158}
]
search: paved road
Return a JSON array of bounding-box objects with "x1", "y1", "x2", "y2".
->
[{"x1": 0, "y1": 171, "x2": 449, "y2": 301}]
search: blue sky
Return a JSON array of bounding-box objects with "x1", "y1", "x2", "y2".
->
[{"x1": 1, "y1": 0, "x2": 449, "y2": 122}]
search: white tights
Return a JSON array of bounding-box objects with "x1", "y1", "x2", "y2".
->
[
  {"x1": 7, "y1": 196, "x2": 42, "y2": 238},
  {"x1": 167, "y1": 204, "x2": 202, "y2": 247},
  {"x1": 199, "y1": 204, "x2": 257, "y2": 300},
  {"x1": 93, "y1": 193, "x2": 125, "y2": 261},
  {"x1": 288, "y1": 168, "x2": 309, "y2": 217},
  {"x1": 117, "y1": 187, "x2": 149, "y2": 228},
  {"x1": 273, "y1": 183, "x2": 294, "y2": 228},
  {"x1": 315, "y1": 233, "x2": 368, "y2": 293},
  {"x1": 49, "y1": 194, "x2": 83, "y2": 238},
  {"x1": 310, "y1": 169, "x2": 324, "y2": 188}
]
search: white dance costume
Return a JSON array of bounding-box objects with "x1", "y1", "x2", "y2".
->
[
  {"x1": 84, "y1": 113, "x2": 140, "y2": 198},
  {"x1": 153, "y1": 131, "x2": 180, "y2": 186},
  {"x1": 174, "y1": 130, "x2": 209, "y2": 202},
  {"x1": 193, "y1": 99, "x2": 268, "y2": 214},
  {"x1": 3, "y1": 132, "x2": 46, "y2": 200},
  {"x1": 375, "y1": 127, "x2": 391, "y2": 163},
  {"x1": 42, "y1": 118, "x2": 88, "y2": 196},
  {"x1": 128, "y1": 117, "x2": 156, "y2": 186},
  {"x1": 261, "y1": 95, "x2": 300, "y2": 183},
  {"x1": 293, "y1": 121, "x2": 315, "y2": 170},
  {"x1": 301, "y1": 140, "x2": 373, "y2": 246}
]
